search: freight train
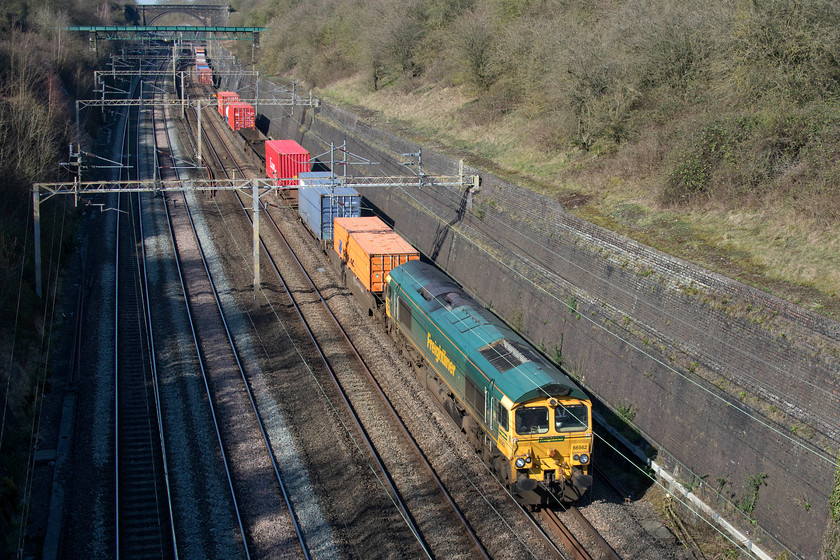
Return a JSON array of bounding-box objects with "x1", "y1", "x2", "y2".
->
[
  {"x1": 202, "y1": 66, "x2": 594, "y2": 504},
  {"x1": 325, "y1": 215, "x2": 594, "y2": 506},
  {"x1": 194, "y1": 45, "x2": 212, "y2": 85}
]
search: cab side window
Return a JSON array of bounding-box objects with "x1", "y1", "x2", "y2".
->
[
  {"x1": 496, "y1": 401, "x2": 509, "y2": 431},
  {"x1": 398, "y1": 296, "x2": 412, "y2": 329}
]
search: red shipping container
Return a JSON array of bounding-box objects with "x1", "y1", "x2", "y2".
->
[
  {"x1": 217, "y1": 91, "x2": 240, "y2": 116},
  {"x1": 225, "y1": 102, "x2": 255, "y2": 130},
  {"x1": 197, "y1": 66, "x2": 212, "y2": 85},
  {"x1": 265, "y1": 140, "x2": 310, "y2": 186}
]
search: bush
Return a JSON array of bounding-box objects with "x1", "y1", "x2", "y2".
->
[
  {"x1": 662, "y1": 116, "x2": 752, "y2": 204},
  {"x1": 448, "y1": 10, "x2": 496, "y2": 93},
  {"x1": 729, "y1": 0, "x2": 840, "y2": 103},
  {"x1": 617, "y1": 0, "x2": 725, "y2": 92},
  {"x1": 245, "y1": 0, "x2": 840, "y2": 223}
]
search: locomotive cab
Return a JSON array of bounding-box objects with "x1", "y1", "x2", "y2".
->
[{"x1": 506, "y1": 399, "x2": 593, "y2": 505}]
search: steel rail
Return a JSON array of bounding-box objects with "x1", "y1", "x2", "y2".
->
[
  {"x1": 114, "y1": 71, "x2": 137, "y2": 559},
  {"x1": 540, "y1": 509, "x2": 593, "y2": 560},
  {"x1": 196, "y1": 105, "x2": 437, "y2": 556},
  {"x1": 153, "y1": 101, "x2": 252, "y2": 560},
  {"x1": 195, "y1": 106, "x2": 484, "y2": 557},
  {"x1": 162, "y1": 90, "x2": 310, "y2": 559},
  {"x1": 567, "y1": 506, "x2": 622, "y2": 560},
  {"x1": 137, "y1": 63, "x2": 180, "y2": 560},
  {"x1": 114, "y1": 80, "x2": 129, "y2": 560}
]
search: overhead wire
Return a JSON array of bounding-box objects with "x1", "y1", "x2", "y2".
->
[
  {"x1": 231, "y1": 64, "x2": 813, "y2": 558},
  {"x1": 282, "y1": 94, "x2": 839, "y2": 443},
  {"x1": 384, "y1": 163, "x2": 837, "y2": 467},
  {"x1": 440, "y1": 183, "x2": 839, "y2": 425},
  {"x1": 0, "y1": 200, "x2": 32, "y2": 458},
  {"x1": 273, "y1": 96, "x2": 807, "y2": 556},
  {"x1": 390, "y1": 261, "x2": 795, "y2": 559},
  {"x1": 184, "y1": 95, "x2": 433, "y2": 557}
]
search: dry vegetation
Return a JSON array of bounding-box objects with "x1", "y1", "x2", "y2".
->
[
  {"x1": 0, "y1": 0, "x2": 125, "y2": 554},
  {"x1": 231, "y1": 0, "x2": 840, "y2": 318}
]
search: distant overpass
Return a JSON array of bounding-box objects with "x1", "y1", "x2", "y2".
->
[
  {"x1": 66, "y1": 25, "x2": 263, "y2": 42},
  {"x1": 134, "y1": 4, "x2": 234, "y2": 26}
]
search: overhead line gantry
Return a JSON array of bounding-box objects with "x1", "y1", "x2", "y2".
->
[
  {"x1": 32, "y1": 170, "x2": 481, "y2": 298},
  {"x1": 65, "y1": 25, "x2": 264, "y2": 57},
  {"x1": 67, "y1": 26, "x2": 263, "y2": 41}
]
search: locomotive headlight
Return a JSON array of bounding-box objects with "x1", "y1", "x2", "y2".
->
[
  {"x1": 578, "y1": 454, "x2": 590, "y2": 464},
  {"x1": 515, "y1": 458, "x2": 526, "y2": 468}
]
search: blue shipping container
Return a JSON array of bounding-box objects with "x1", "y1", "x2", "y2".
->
[{"x1": 298, "y1": 177, "x2": 361, "y2": 240}]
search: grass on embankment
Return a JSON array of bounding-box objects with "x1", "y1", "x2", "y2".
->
[{"x1": 319, "y1": 75, "x2": 840, "y2": 320}]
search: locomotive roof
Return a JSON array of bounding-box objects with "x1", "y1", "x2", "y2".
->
[{"x1": 389, "y1": 261, "x2": 587, "y2": 404}]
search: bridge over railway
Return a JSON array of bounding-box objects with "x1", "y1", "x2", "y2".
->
[
  {"x1": 65, "y1": 25, "x2": 264, "y2": 56},
  {"x1": 135, "y1": 4, "x2": 234, "y2": 26}
]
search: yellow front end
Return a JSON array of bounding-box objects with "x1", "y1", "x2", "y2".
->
[{"x1": 502, "y1": 398, "x2": 594, "y2": 505}]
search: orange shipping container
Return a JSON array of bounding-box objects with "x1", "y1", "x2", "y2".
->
[{"x1": 333, "y1": 217, "x2": 420, "y2": 293}]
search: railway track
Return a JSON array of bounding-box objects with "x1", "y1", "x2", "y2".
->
[
  {"x1": 114, "y1": 66, "x2": 176, "y2": 560},
  {"x1": 154, "y1": 86, "x2": 311, "y2": 558},
  {"x1": 185, "y1": 93, "x2": 450, "y2": 557},
  {"x1": 177, "y1": 90, "x2": 494, "y2": 556},
  {"x1": 176, "y1": 73, "x2": 634, "y2": 560},
  {"x1": 541, "y1": 506, "x2": 622, "y2": 560},
  {"x1": 186, "y1": 82, "x2": 566, "y2": 559}
]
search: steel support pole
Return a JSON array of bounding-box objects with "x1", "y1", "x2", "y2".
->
[
  {"x1": 75, "y1": 101, "x2": 80, "y2": 140},
  {"x1": 252, "y1": 182, "x2": 260, "y2": 300},
  {"x1": 172, "y1": 40, "x2": 176, "y2": 87},
  {"x1": 33, "y1": 186, "x2": 42, "y2": 298},
  {"x1": 197, "y1": 100, "x2": 202, "y2": 163},
  {"x1": 330, "y1": 142, "x2": 335, "y2": 186},
  {"x1": 254, "y1": 72, "x2": 259, "y2": 116},
  {"x1": 181, "y1": 72, "x2": 185, "y2": 118}
]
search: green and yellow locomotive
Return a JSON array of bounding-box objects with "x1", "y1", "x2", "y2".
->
[{"x1": 385, "y1": 261, "x2": 593, "y2": 505}]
